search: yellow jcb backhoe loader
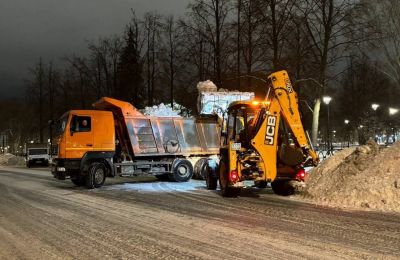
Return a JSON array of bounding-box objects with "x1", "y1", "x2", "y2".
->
[{"x1": 204, "y1": 70, "x2": 319, "y2": 197}]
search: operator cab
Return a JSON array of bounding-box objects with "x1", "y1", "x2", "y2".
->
[
  {"x1": 223, "y1": 100, "x2": 305, "y2": 167},
  {"x1": 223, "y1": 100, "x2": 266, "y2": 148}
]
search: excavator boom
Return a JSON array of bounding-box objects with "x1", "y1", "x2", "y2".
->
[{"x1": 251, "y1": 70, "x2": 319, "y2": 181}]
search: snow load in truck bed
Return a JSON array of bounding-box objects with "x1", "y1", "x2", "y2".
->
[{"x1": 197, "y1": 80, "x2": 255, "y2": 116}]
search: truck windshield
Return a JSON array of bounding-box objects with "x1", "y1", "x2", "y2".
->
[
  {"x1": 28, "y1": 149, "x2": 47, "y2": 155},
  {"x1": 55, "y1": 114, "x2": 69, "y2": 136}
]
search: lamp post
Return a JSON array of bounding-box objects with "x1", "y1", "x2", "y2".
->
[
  {"x1": 323, "y1": 96, "x2": 332, "y2": 154},
  {"x1": 371, "y1": 103, "x2": 380, "y2": 143},
  {"x1": 344, "y1": 119, "x2": 350, "y2": 147},
  {"x1": 389, "y1": 107, "x2": 399, "y2": 142}
]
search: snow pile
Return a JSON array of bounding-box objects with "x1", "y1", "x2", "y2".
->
[
  {"x1": 303, "y1": 140, "x2": 400, "y2": 212},
  {"x1": 197, "y1": 80, "x2": 217, "y2": 92},
  {"x1": 142, "y1": 103, "x2": 191, "y2": 117},
  {"x1": 0, "y1": 153, "x2": 25, "y2": 166}
]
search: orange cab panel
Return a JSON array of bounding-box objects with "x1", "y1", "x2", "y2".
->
[{"x1": 65, "y1": 110, "x2": 115, "y2": 159}]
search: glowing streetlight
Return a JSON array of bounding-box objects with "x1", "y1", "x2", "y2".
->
[
  {"x1": 344, "y1": 119, "x2": 349, "y2": 124},
  {"x1": 322, "y1": 96, "x2": 332, "y2": 105},
  {"x1": 389, "y1": 108, "x2": 399, "y2": 115},
  {"x1": 371, "y1": 103, "x2": 380, "y2": 111},
  {"x1": 322, "y1": 96, "x2": 333, "y2": 154}
]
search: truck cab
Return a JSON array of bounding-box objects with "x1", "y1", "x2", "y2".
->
[{"x1": 51, "y1": 110, "x2": 115, "y2": 187}]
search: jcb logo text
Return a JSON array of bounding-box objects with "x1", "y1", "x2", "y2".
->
[{"x1": 265, "y1": 116, "x2": 277, "y2": 145}]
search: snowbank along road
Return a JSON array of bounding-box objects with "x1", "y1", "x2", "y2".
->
[{"x1": 0, "y1": 166, "x2": 399, "y2": 259}]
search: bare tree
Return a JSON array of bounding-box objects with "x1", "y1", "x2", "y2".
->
[
  {"x1": 143, "y1": 12, "x2": 162, "y2": 106},
  {"x1": 27, "y1": 58, "x2": 45, "y2": 143},
  {"x1": 298, "y1": 0, "x2": 371, "y2": 145},
  {"x1": 160, "y1": 15, "x2": 182, "y2": 106},
  {"x1": 187, "y1": 0, "x2": 233, "y2": 87},
  {"x1": 363, "y1": 1, "x2": 400, "y2": 89}
]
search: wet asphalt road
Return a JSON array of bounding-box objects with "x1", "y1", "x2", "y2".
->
[{"x1": 0, "y1": 165, "x2": 399, "y2": 260}]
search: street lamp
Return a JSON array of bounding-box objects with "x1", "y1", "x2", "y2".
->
[
  {"x1": 371, "y1": 103, "x2": 380, "y2": 111},
  {"x1": 371, "y1": 104, "x2": 380, "y2": 142},
  {"x1": 344, "y1": 119, "x2": 350, "y2": 147},
  {"x1": 389, "y1": 107, "x2": 398, "y2": 115},
  {"x1": 323, "y1": 96, "x2": 332, "y2": 154},
  {"x1": 323, "y1": 96, "x2": 332, "y2": 105},
  {"x1": 389, "y1": 107, "x2": 399, "y2": 142}
]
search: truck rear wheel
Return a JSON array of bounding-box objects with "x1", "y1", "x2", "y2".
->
[
  {"x1": 219, "y1": 159, "x2": 240, "y2": 197},
  {"x1": 193, "y1": 158, "x2": 208, "y2": 180},
  {"x1": 85, "y1": 162, "x2": 107, "y2": 189},
  {"x1": 169, "y1": 159, "x2": 193, "y2": 182},
  {"x1": 271, "y1": 180, "x2": 295, "y2": 196}
]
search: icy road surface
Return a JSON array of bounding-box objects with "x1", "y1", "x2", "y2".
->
[{"x1": 0, "y1": 166, "x2": 400, "y2": 259}]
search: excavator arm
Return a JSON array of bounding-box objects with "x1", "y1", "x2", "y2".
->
[{"x1": 251, "y1": 70, "x2": 319, "y2": 181}]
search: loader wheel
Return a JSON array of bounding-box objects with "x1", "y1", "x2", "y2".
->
[
  {"x1": 169, "y1": 159, "x2": 193, "y2": 182},
  {"x1": 85, "y1": 162, "x2": 107, "y2": 189},
  {"x1": 71, "y1": 176, "x2": 86, "y2": 186},
  {"x1": 271, "y1": 180, "x2": 295, "y2": 196},
  {"x1": 204, "y1": 163, "x2": 218, "y2": 190},
  {"x1": 219, "y1": 159, "x2": 241, "y2": 197}
]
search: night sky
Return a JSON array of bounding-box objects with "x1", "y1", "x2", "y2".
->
[{"x1": 0, "y1": 0, "x2": 188, "y2": 99}]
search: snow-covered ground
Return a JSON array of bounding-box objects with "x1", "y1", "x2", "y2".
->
[{"x1": 101, "y1": 179, "x2": 205, "y2": 193}]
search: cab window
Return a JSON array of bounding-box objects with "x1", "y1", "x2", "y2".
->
[{"x1": 71, "y1": 116, "x2": 91, "y2": 132}]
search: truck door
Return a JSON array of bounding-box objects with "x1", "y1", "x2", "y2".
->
[{"x1": 66, "y1": 115, "x2": 94, "y2": 159}]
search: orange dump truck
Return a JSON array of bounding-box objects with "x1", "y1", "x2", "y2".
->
[{"x1": 51, "y1": 97, "x2": 220, "y2": 188}]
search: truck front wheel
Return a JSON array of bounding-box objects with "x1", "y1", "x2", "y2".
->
[
  {"x1": 169, "y1": 159, "x2": 193, "y2": 182},
  {"x1": 85, "y1": 162, "x2": 107, "y2": 189}
]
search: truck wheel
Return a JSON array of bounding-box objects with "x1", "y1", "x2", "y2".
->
[
  {"x1": 219, "y1": 159, "x2": 240, "y2": 197},
  {"x1": 193, "y1": 158, "x2": 208, "y2": 180},
  {"x1": 205, "y1": 164, "x2": 218, "y2": 190},
  {"x1": 85, "y1": 162, "x2": 107, "y2": 189},
  {"x1": 26, "y1": 162, "x2": 31, "y2": 168},
  {"x1": 71, "y1": 176, "x2": 86, "y2": 186},
  {"x1": 169, "y1": 159, "x2": 193, "y2": 182},
  {"x1": 271, "y1": 180, "x2": 295, "y2": 196}
]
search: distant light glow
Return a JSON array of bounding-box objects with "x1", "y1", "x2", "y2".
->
[
  {"x1": 344, "y1": 119, "x2": 350, "y2": 124},
  {"x1": 371, "y1": 103, "x2": 380, "y2": 111}
]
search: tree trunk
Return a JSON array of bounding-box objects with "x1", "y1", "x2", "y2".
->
[
  {"x1": 215, "y1": 0, "x2": 222, "y2": 87},
  {"x1": 311, "y1": 98, "x2": 321, "y2": 146},
  {"x1": 237, "y1": 0, "x2": 241, "y2": 90},
  {"x1": 38, "y1": 58, "x2": 44, "y2": 143}
]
